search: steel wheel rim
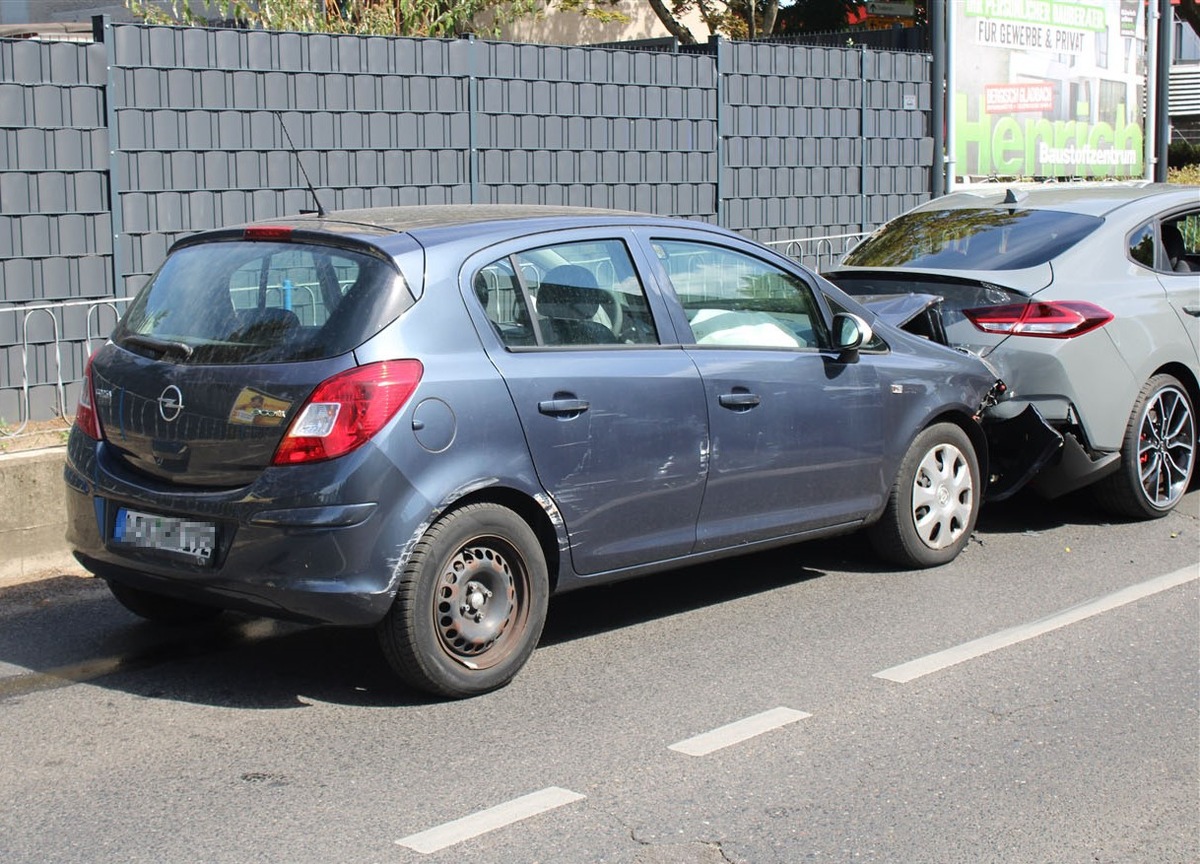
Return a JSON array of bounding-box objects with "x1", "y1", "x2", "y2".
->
[
  {"x1": 433, "y1": 537, "x2": 530, "y2": 671},
  {"x1": 1137, "y1": 385, "x2": 1195, "y2": 510},
  {"x1": 911, "y1": 441, "x2": 973, "y2": 550}
]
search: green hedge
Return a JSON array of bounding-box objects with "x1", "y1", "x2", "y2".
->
[{"x1": 1168, "y1": 140, "x2": 1200, "y2": 168}]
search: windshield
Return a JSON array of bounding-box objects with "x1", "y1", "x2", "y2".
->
[
  {"x1": 113, "y1": 240, "x2": 410, "y2": 364},
  {"x1": 842, "y1": 208, "x2": 1103, "y2": 270}
]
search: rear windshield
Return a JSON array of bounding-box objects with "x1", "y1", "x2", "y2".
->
[
  {"x1": 841, "y1": 208, "x2": 1103, "y2": 270},
  {"x1": 113, "y1": 240, "x2": 410, "y2": 364}
]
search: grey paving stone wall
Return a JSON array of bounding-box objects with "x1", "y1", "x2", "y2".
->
[{"x1": 0, "y1": 20, "x2": 932, "y2": 424}]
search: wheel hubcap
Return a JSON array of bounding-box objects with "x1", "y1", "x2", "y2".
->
[
  {"x1": 911, "y1": 442, "x2": 973, "y2": 550},
  {"x1": 434, "y1": 541, "x2": 527, "y2": 670},
  {"x1": 1137, "y1": 386, "x2": 1195, "y2": 510}
]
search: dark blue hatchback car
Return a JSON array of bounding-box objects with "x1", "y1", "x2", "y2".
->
[{"x1": 65, "y1": 205, "x2": 1037, "y2": 697}]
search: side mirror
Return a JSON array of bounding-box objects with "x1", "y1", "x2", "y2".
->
[{"x1": 832, "y1": 312, "x2": 872, "y2": 361}]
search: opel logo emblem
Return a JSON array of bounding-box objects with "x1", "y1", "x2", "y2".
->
[{"x1": 158, "y1": 385, "x2": 184, "y2": 422}]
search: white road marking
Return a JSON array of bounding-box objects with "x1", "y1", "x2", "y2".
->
[
  {"x1": 396, "y1": 787, "x2": 586, "y2": 854},
  {"x1": 668, "y1": 706, "x2": 812, "y2": 756},
  {"x1": 875, "y1": 565, "x2": 1199, "y2": 684}
]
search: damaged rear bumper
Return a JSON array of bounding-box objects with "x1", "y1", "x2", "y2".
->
[{"x1": 980, "y1": 402, "x2": 1063, "y2": 501}]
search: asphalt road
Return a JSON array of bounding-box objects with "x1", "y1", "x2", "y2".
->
[{"x1": 1, "y1": 488, "x2": 1197, "y2": 864}]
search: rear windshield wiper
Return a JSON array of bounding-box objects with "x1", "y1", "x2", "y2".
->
[{"x1": 121, "y1": 334, "x2": 194, "y2": 361}]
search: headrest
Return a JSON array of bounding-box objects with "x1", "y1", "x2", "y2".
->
[
  {"x1": 538, "y1": 265, "x2": 601, "y2": 320},
  {"x1": 1162, "y1": 223, "x2": 1186, "y2": 261}
]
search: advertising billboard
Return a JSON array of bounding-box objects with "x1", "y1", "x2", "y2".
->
[{"x1": 954, "y1": 0, "x2": 1147, "y2": 179}]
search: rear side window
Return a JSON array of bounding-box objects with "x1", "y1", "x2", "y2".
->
[
  {"x1": 842, "y1": 208, "x2": 1103, "y2": 270},
  {"x1": 114, "y1": 241, "x2": 410, "y2": 364},
  {"x1": 474, "y1": 239, "x2": 660, "y2": 348}
]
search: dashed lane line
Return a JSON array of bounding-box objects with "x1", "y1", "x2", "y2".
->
[
  {"x1": 396, "y1": 787, "x2": 586, "y2": 854},
  {"x1": 668, "y1": 706, "x2": 812, "y2": 757},
  {"x1": 874, "y1": 564, "x2": 1199, "y2": 684}
]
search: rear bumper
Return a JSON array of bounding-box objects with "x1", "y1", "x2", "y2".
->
[
  {"x1": 980, "y1": 403, "x2": 1062, "y2": 501},
  {"x1": 64, "y1": 432, "x2": 425, "y2": 627}
]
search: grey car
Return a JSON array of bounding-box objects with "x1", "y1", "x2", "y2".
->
[
  {"x1": 65, "y1": 205, "x2": 1033, "y2": 697},
  {"x1": 828, "y1": 183, "x2": 1200, "y2": 519}
]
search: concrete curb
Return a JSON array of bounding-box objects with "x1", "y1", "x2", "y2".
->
[{"x1": 0, "y1": 447, "x2": 79, "y2": 587}]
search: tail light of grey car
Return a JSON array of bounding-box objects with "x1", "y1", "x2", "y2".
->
[
  {"x1": 963, "y1": 301, "x2": 1113, "y2": 339},
  {"x1": 272, "y1": 359, "x2": 423, "y2": 465}
]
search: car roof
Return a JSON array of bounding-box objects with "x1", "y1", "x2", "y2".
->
[
  {"x1": 915, "y1": 182, "x2": 1198, "y2": 218},
  {"x1": 248, "y1": 204, "x2": 679, "y2": 237},
  {"x1": 180, "y1": 204, "x2": 713, "y2": 256}
]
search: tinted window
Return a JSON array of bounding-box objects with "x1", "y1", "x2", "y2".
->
[
  {"x1": 842, "y1": 208, "x2": 1103, "y2": 270},
  {"x1": 114, "y1": 241, "x2": 409, "y2": 364},
  {"x1": 1128, "y1": 222, "x2": 1155, "y2": 268},
  {"x1": 654, "y1": 240, "x2": 828, "y2": 349},
  {"x1": 475, "y1": 239, "x2": 659, "y2": 348}
]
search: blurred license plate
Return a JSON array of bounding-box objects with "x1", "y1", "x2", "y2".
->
[{"x1": 114, "y1": 508, "x2": 217, "y2": 564}]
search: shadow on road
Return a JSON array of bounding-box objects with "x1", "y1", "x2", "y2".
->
[{"x1": 2, "y1": 487, "x2": 1188, "y2": 709}]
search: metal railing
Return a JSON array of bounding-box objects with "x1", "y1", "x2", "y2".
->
[
  {"x1": 765, "y1": 231, "x2": 869, "y2": 272},
  {"x1": 0, "y1": 296, "x2": 132, "y2": 436}
]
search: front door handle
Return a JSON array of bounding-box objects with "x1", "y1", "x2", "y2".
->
[
  {"x1": 1183, "y1": 304, "x2": 1200, "y2": 317},
  {"x1": 718, "y1": 392, "x2": 761, "y2": 411},
  {"x1": 538, "y1": 398, "x2": 590, "y2": 417}
]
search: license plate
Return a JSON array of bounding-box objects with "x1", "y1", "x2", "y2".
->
[{"x1": 114, "y1": 508, "x2": 217, "y2": 565}]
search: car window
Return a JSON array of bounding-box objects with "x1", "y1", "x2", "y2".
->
[
  {"x1": 474, "y1": 239, "x2": 659, "y2": 348},
  {"x1": 842, "y1": 208, "x2": 1103, "y2": 270},
  {"x1": 113, "y1": 240, "x2": 409, "y2": 364},
  {"x1": 652, "y1": 240, "x2": 828, "y2": 350},
  {"x1": 1159, "y1": 212, "x2": 1200, "y2": 274},
  {"x1": 1128, "y1": 222, "x2": 1155, "y2": 268}
]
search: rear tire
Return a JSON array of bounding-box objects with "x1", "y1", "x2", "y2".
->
[
  {"x1": 106, "y1": 580, "x2": 223, "y2": 624},
  {"x1": 377, "y1": 503, "x2": 548, "y2": 698},
  {"x1": 1093, "y1": 374, "x2": 1195, "y2": 519},
  {"x1": 868, "y1": 423, "x2": 981, "y2": 568}
]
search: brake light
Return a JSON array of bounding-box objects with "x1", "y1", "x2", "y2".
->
[
  {"x1": 272, "y1": 360, "x2": 423, "y2": 465},
  {"x1": 244, "y1": 226, "x2": 294, "y2": 241},
  {"x1": 964, "y1": 301, "x2": 1113, "y2": 338},
  {"x1": 73, "y1": 354, "x2": 103, "y2": 440}
]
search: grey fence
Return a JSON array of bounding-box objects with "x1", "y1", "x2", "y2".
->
[{"x1": 0, "y1": 18, "x2": 932, "y2": 428}]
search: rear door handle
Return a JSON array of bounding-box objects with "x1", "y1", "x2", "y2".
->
[
  {"x1": 538, "y1": 398, "x2": 590, "y2": 417},
  {"x1": 1183, "y1": 304, "x2": 1200, "y2": 317},
  {"x1": 718, "y1": 392, "x2": 761, "y2": 411}
]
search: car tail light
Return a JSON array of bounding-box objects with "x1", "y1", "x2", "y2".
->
[
  {"x1": 964, "y1": 301, "x2": 1113, "y2": 338},
  {"x1": 73, "y1": 354, "x2": 103, "y2": 440},
  {"x1": 272, "y1": 360, "x2": 423, "y2": 465},
  {"x1": 244, "y1": 226, "x2": 294, "y2": 242}
]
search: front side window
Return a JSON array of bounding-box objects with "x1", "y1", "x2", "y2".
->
[
  {"x1": 115, "y1": 240, "x2": 407, "y2": 364},
  {"x1": 653, "y1": 240, "x2": 828, "y2": 350},
  {"x1": 474, "y1": 239, "x2": 659, "y2": 348}
]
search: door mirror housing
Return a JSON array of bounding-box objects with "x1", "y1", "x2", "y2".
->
[{"x1": 832, "y1": 312, "x2": 872, "y2": 360}]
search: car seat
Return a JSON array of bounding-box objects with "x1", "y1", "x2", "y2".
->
[
  {"x1": 536, "y1": 264, "x2": 618, "y2": 346},
  {"x1": 1161, "y1": 223, "x2": 1196, "y2": 272}
]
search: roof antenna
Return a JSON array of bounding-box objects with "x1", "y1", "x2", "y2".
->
[
  {"x1": 1002, "y1": 188, "x2": 1027, "y2": 205},
  {"x1": 278, "y1": 115, "x2": 327, "y2": 217}
]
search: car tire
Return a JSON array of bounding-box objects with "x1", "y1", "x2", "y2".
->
[
  {"x1": 106, "y1": 580, "x2": 223, "y2": 624},
  {"x1": 868, "y1": 423, "x2": 981, "y2": 568},
  {"x1": 1093, "y1": 374, "x2": 1196, "y2": 520},
  {"x1": 377, "y1": 503, "x2": 549, "y2": 698}
]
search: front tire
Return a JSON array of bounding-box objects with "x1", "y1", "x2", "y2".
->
[
  {"x1": 868, "y1": 423, "x2": 981, "y2": 568},
  {"x1": 1093, "y1": 374, "x2": 1195, "y2": 520},
  {"x1": 377, "y1": 503, "x2": 549, "y2": 698}
]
